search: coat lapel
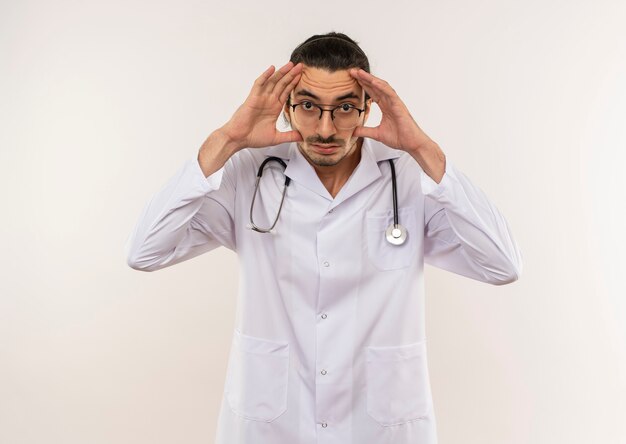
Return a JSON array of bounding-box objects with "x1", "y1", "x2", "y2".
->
[
  {"x1": 331, "y1": 138, "x2": 403, "y2": 209},
  {"x1": 283, "y1": 143, "x2": 333, "y2": 200}
]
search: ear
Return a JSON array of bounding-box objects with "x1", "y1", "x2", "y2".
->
[
  {"x1": 362, "y1": 97, "x2": 373, "y2": 124},
  {"x1": 283, "y1": 101, "x2": 291, "y2": 124},
  {"x1": 284, "y1": 90, "x2": 296, "y2": 124}
]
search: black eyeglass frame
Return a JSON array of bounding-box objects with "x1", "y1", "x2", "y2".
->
[{"x1": 288, "y1": 100, "x2": 366, "y2": 128}]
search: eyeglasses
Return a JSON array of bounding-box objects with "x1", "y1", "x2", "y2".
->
[{"x1": 288, "y1": 100, "x2": 365, "y2": 130}]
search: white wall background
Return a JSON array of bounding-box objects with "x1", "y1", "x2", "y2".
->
[{"x1": 1, "y1": 0, "x2": 625, "y2": 442}]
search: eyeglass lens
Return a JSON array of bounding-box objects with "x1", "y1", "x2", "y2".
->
[{"x1": 293, "y1": 102, "x2": 361, "y2": 129}]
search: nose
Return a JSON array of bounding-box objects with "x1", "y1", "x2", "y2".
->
[{"x1": 315, "y1": 109, "x2": 337, "y2": 138}]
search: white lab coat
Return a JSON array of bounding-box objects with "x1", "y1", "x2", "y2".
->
[{"x1": 125, "y1": 137, "x2": 523, "y2": 444}]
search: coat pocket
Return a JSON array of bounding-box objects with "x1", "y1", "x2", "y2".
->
[
  {"x1": 366, "y1": 340, "x2": 431, "y2": 426},
  {"x1": 225, "y1": 329, "x2": 290, "y2": 422},
  {"x1": 365, "y1": 206, "x2": 418, "y2": 271}
]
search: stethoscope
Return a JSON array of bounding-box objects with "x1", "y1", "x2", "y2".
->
[{"x1": 249, "y1": 156, "x2": 408, "y2": 245}]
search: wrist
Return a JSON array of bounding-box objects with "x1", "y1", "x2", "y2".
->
[
  {"x1": 403, "y1": 135, "x2": 436, "y2": 156},
  {"x1": 213, "y1": 126, "x2": 243, "y2": 155},
  {"x1": 197, "y1": 129, "x2": 241, "y2": 178},
  {"x1": 408, "y1": 141, "x2": 446, "y2": 184}
]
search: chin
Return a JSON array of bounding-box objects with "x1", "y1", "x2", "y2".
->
[
  {"x1": 311, "y1": 157, "x2": 343, "y2": 167},
  {"x1": 303, "y1": 144, "x2": 345, "y2": 167},
  {"x1": 308, "y1": 152, "x2": 344, "y2": 167}
]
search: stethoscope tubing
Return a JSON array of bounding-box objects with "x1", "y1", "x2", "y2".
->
[
  {"x1": 249, "y1": 156, "x2": 407, "y2": 245},
  {"x1": 249, "y1": 157, "x2": 291, "y2": 233}
]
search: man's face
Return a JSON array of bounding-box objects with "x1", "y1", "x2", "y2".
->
[{"x1": 284, "y1": 65, "x2": 371, "y2": 168}]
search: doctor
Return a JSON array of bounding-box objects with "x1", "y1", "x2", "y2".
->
[{"x1": 126, "y1": 32, "x2": 523, "y2": 444}]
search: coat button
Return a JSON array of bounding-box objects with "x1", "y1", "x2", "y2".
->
[
  {"x1": 321, "y1": 422, "x2": 328, "y2": 428},
  {"x1": 323, "y1": 261, "x2": 330, "y2": 267},
  {"x1": 321, "y1": 313, "x2": 327, "y2": 319},
  {"x1": 321, "y1": 369, "x2": 327, "y2": 375}
]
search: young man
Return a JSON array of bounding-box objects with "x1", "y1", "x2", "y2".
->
[{"x1": 126, "y1": 32, "x2": 523, "y2": 444}]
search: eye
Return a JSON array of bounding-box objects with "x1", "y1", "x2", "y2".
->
[
  {"x1": 301, "y1": 101, "x2": 314, "y2": 110},
  {"x1": 339, "y1": 103, "x2": 354, "y2": 112}
]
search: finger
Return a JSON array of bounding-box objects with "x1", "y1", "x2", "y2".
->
[
  {"x1": 274, "y1": 129, "x2": 303, "y2": 145},
  {"x1": 352, "y1": 125, "x2": 379, "y2": 140},
  {"x1": 350, "y1": 68, "x2": 382, "y2": 84},
  {"x1": 350, "y1": 68, "x2": 395, "y2": 103},
  {"x1": 272, "y1": 62, "x2": 302, "y2": 97},
  {"x1": 254, "y1": 65, "x2": 276, "y2": 88},
  {"x1": 351, "y1": 76, "x2": 374, "y2": 103},
  {"x1": 349, "y1": 69, "x2": 378, "y2": 103},
  {"x1": 278, "y1": 70, "x2": 302, "y2": 104},
  {"x1": 264, "y1": 61, "x2": 295, "y2": 91}
]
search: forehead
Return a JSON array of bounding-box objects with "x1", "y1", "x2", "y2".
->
[{"x1": 294, "y1": 65, "x2": 363, "y2": 101}]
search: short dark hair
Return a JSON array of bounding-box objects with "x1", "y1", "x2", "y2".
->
[
  {"x1": 283, "y1": 32, "x2": 371, "y2": 126},
  {"x1": 290, "y1": 32, "x2": 370, "y2": 74}
]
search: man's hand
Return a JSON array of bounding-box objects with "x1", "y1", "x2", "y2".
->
[
  {"x1": 222, "y1": 61, "x2": 304, "y2": 150},
  {"x1": 349, "y1": 68, "x2": 446, "y2": 183},
  {"x1": 349, "y1": 68, "x2": 435, "y2": 152}
]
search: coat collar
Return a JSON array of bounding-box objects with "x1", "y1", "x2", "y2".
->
[{"x1": 261, "y1": 138, "x2": 403, "y2": 205}]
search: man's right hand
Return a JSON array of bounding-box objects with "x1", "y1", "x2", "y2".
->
[{"x1": 221, "y1": 61, "x2": 304, "y2": 150}]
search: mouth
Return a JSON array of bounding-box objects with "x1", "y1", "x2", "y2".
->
[{"x1": 311, "y1": 143, "x2": 340, "y2": 154}]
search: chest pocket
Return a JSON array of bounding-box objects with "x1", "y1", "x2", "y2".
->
[
  {"x1": 225, "y1": 329, "x2": 290, "y2": 422},
  {"x1": 366, "y1": 206, "x2": 418, "y2": 271}
]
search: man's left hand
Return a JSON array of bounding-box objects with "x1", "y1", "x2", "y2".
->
[{"x1": 349, "y1": 68, "x2": 446, "y2": 183}]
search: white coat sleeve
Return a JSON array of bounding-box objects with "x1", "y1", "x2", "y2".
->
[
  {"x1": 421, "y1": 159, "x2": 523, "y2": 285},
  {"x1": 125, "y1": 156, "x2": 237, "y2": 272}
]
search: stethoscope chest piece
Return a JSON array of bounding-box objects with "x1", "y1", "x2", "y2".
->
[{"x1": 385, "y1": 223, "x2": 407, "y2": 245}]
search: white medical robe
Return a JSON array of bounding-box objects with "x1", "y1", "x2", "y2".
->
[{"x1": 125, "y1": 137, "x2": 523, "y2": 444}]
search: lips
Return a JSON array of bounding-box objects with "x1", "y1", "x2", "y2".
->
[{"x1": 311, "y1": 144, "x2": 339, "y2": 153}]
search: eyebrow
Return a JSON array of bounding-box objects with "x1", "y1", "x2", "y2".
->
[{"x1": 295, "y1": 89, "x2": 360, "y2": 102}]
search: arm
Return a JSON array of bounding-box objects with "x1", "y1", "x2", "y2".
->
[
  {"x1": 125, "y1": 130, "x2": 239, "y2": 272},
  {"x1": 347, "y1": 69, "x2": 522, "y2": 284},
  {"x1": 125, "y1": 61, "x2": 304, "y2": 272},
  {"x1": 420, "y1": 150, "x2": 523, "y2": 285}
]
